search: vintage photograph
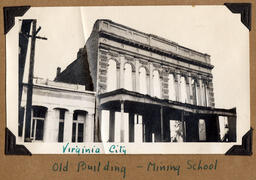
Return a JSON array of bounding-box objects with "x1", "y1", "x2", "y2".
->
[{"x1": 5, "y1": 6, "x2": 250, "y2": 154}]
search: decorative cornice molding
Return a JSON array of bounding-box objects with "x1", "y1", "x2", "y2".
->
[{"x1": 99, "y1": 32, "x2": 214, "y2": 70}]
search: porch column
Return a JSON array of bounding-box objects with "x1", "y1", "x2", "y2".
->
[
  {"x1": 84, "y1": 113, "x2": 94, "y2": 142},
  {"x1": 109, "y1": 110, "x2": 115, "y2": 142},
  {"x1": 120, "y1": 101, "x2": 129, "y2": 142},
  {"x1": 63, "y1": 110, "x2": 73, "y2": 142},
  {"x1": 44, "y1": 109, "x2": 59, "y2": 142},
  {"x1": 134, "y1": 114, "x2": 143, "y2": 143},
  {"x1": 114, "y1": 111, "x2": 121, "y2": 142},
  {"x1": 101, "y1": 110, "x2": 110, "y2": 142}
]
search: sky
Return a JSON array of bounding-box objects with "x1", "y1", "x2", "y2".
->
[{"x1": 6, "y1": 6, "x2": 250, "y2": 143}]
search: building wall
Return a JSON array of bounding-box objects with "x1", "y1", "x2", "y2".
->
[
  {"x1": 85, "y1": 20, "x2": 101, "y2": 92},
  {"x1": 20, "y1": 78, "x2": 95, "y2": 142},
  {"x1": 91, "y1": 20, "x2": 215, "y2": 107}
]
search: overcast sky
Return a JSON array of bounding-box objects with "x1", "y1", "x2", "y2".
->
[{"x1": 6, "y1": 6, "x2": 250, "y2": 141}]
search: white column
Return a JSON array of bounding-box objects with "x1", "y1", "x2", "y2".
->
[
  {"x1": 134, "y1": 114, "x2": 143, "y2": 143},
  {"x1": 52, "y1": 110, "x2": 60, "y2": 142},
  {"x1": 84, "y1": 113, "x2": 94, "y2": 142},
  {"x1": 120, "y1": 101, "x2": 125, "y2": 142},
  {"x1": 44, "y1": 109, "x2": 59, "y2": 142},
  {"x1": 115, "y1": 112, "x2": 121, "y2": 142},
  {"x1": 124, "y1": 112, "x2": 129, "y2": 143},
  {"x1": 101, "y1": 110, "x2": 110, "y2": 142},
  {"x1": 63, "y1": 110, "x2": 73, "y2": 142}
]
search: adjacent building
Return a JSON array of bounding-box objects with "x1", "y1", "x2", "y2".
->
[{"x1": 19, "y1": 19, "x2": 237, "y2": 143}]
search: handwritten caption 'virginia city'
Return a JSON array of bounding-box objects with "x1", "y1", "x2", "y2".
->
[
  {"x1": 62, "y1": 143, "x2": 127, "y2": 154},
  {"x1": 51, "y1": 159, "x2": 218, "y2": 178}
]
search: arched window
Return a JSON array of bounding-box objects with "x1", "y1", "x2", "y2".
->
[
  {"x1": 191, "y1": 79, "x2": 197, "y2": 105},
  {"x1": 202, "y1": 82, "x2": 208, "y2": 106},
  {"x1": 139, "y1": 67, "x2": 147, "y2": 94},
  {"x1": 198, "y1": 119, "x2": 206, "y2": 141},
  {"x1": 152, "y1": 70, "x2": 161, "y2": 98},
  {"x1": 196, "y1": 82, "x2": 200, "y2": 105},
  {"x1": 124, "y1": 63, "x2": 133, "y2": 91},
  {"x1": 201, "y1": 83, "x2": 206, "y2": 106},
  {"x1": 72, "y1": 110, "x2": 87, "y2": 142},
  {"x1": 180, "y1": 76, "x2": 187, "y2": 103},
  {"x1": 31, "y1": 106, "x2": 47, "y2": 141},
  {"x1": 107, "y1": 59, "x2": 117, "y2": 92},
  {"x1": 168, "y1": 74, "x2": 176, "y2": 101},
  {"x1": 57, "y1": 108, "x2": 68, "y2": 142}
]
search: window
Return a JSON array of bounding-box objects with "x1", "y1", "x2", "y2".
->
[
  {"x1": 168, "y1": 74, "x2": 176, "y2": 101},
  {"x1": 152, "y1": 70, "x2": 161, "y2": 98},
  {"x1": 124, "y1": 63, "x2": 133, "y2": 91},
  {"x1": 180, "y1": 76, "x2": 187, "y2": 103},
  {"x1": 191, "y1": 79, "x2": 197, "y2": 105},
  {"x1": 139, "y1": 67, "x2": 147, "y2": 94},
  {"x1": 198, "y1": 119, "x2": 206, "y2": 141},
  {"x1": 58, "y1": 109, "x2": 65, "y2": 142},
  {"x1": 170, "y1": 120, "x2": 184, "y2": 142},
  {"x1": 31, "y1": 106, "x2": 46, "y2": 141},
  {"x1": 219, "y1": 116, "x2": 229, "y2": 141},
  {"x1": 196, "y1": 82, "x2": 200, "y2": 105},
  {"x1": 72, "y1": 111, "x2": 86, "y2": 142},
  {"x1": 107, "y1": 59, "x2": 117, "y2": 92},
  {"x1": 202, "y1": 82, "x2": 208, "y2": 106}
]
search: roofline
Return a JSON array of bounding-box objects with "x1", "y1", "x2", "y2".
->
[{"x1": 96, "y1": 19, "x2": 211, "y2": 58}]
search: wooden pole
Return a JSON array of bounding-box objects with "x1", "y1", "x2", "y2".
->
[{"x1": 24, "y1": 20, "x2": 36, "y2": 142}]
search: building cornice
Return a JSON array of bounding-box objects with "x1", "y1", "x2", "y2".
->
[{"x1": 99, "y1": 31, "x2": 214, "y2": 70}]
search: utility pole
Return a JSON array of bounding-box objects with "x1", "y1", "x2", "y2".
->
[{"x1": 24, "y1": 19, "x2": 47, "y2": 142}]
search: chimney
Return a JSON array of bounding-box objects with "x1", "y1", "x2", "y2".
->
[{"x1": 56, "y1": 67, "x2": 61, "y2": 77}]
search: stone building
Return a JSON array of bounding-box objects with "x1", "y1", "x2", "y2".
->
[
  {"x1": 19, "y1": 19, "x2": 236, "y2": 143},
  {"x1": 55, "y1": 19, "x2": 237, "y2": 143},
  {"x1": 19, "y1": 78, "x2": 95, "y2": 142}
]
